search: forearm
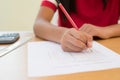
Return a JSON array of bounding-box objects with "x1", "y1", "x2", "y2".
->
[
  {"x1": 104, "y1": 24, "x2": 120, "y2": 38},
  {"x1": 34, "y1": 19, "x2": 68, "y2": 43}
]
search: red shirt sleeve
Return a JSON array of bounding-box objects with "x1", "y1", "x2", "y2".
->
[{"x1": 41, "y1": 0, "x2": 57, "y2": 12}]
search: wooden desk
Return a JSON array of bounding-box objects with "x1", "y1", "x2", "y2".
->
[{"x1": 0, "y1": 32, "x2": 120, "y2": 80}]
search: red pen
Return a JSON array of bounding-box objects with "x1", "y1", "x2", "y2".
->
[
  {"x1": 56, "y1": 0, "x2": 92, "y2": 52},
  {"x1": 56, "y1": 0, "x2": 78, "y2": 29}
]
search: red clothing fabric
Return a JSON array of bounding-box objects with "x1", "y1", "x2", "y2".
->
[{"x1": 41, "y1": 0, "x2": 120, "y2": 28}]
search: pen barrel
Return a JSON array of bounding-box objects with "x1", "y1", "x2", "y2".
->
[{"x1": 59, "y1": 3, "x2": 78, "y2": 29}]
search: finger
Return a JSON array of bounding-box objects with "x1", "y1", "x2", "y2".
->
[
  {"x1": 86, "y1": 34, "x2": 93, "y2": 48},
  {"x1": 67, "y1": 33, "x2": 87, "y2": 50},
  {"x1": 79, "y1": 24, "x2": 88, "y2": 31},
  {"x1": 84, "y1": 27, "x2": 93, "y2": 33},
  {"x1": 62, "y1": 41, "x2": 83, "y2": 52},
  {"x1": 61, "y1": 45, "x2": 73, "y2": 52},
  {"x1": 69, "y1": 28, "x2": 87, "y2": 43},
  {"x1": 61, "y1": 33, "x2": 87, "y2": 52},
  {"x1": 62, "y1": 45, "x2": 84, "y2": 52},
  {"x1": 61, "y1": 38, "x2": 83, "y2": 52},
  {"x1": 80, "y1": 24, "x2": 94, "y2": 33}
]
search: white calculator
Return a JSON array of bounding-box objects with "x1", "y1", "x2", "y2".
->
[{"x1": 0, "y1": 33, "x2": 20, "y2": 44}]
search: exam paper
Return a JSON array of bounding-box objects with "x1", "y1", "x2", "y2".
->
[{"x1": 28, "y1": 41, "x2": 120, "y2": 77}]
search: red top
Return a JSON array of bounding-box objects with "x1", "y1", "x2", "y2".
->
[{"x1": 41, "y1": 0, "x2": 120, "y2": 28}]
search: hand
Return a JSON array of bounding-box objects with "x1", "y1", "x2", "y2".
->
[
  {"x1": 79, "y1": 24, "x2": 110, "y2": 39},
  {"x1": 60, "y1": 28, "x2": 92, "y2": 52}
]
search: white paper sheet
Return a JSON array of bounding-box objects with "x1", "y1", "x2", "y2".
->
[
  {"x1": 0, "y1": 46, "x2": 6, "y2": 50},
  {"x1": 27, "y1": 41, "x2": 120, "y2": 77}
]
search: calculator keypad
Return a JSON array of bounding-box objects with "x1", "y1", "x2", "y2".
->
[{"x1": 0, "y1": 33, "x2": 20, "y2": 44}]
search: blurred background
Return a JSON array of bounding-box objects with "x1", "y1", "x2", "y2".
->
[
  {"x1": 0, "y1": 0, "x2": 42, "y2": 31},
  {"x1": 0, "y1": 0, "x2": 57, "y2": 31}
]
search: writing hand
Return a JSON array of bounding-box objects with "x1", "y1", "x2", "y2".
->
[{"x1": 60, "y1": 28, "x2": 92, "y2": 52}]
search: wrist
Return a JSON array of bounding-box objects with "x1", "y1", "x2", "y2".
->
[
  {"x1": 101, "y1": 27, "x2": 113, "y2": 39},
  {"x1": 57, "y1": 27, "x2": 69, "y2": 43}
]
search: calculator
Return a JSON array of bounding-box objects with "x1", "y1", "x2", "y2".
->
[{"x1": 0, "y1": 33, "x2": 20, "y2": 44}]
